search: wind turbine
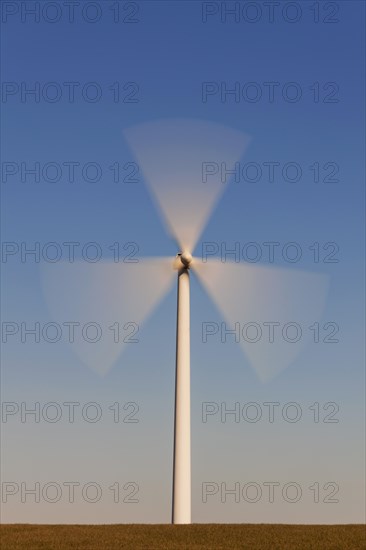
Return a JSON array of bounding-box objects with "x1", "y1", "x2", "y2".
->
[{"x1": 42, "y1": 119, "x2": 328, "y2": 525}]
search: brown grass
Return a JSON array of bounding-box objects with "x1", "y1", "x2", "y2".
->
[{"x1": 0, "y1": 524, "x2": 365, "y2": 549}]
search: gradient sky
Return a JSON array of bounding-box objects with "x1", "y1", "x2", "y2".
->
[{"x1": 1, "y1": 0, "x2": 365, "y2": 524}]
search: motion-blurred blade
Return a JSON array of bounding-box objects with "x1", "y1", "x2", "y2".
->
[
  {"x1": 41, "y1": 257, "x2": 175, "y2": 375},
  {"x1": 193, "y1": 259, "x2": 329, "y2": 381},
  {"x1": 123, "y1": 119, "x2": 250, "y2": 253}
]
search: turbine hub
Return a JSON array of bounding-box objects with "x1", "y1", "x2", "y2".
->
[{"x1": 178, "y1": 252, "x2": 193, "y2": 268}]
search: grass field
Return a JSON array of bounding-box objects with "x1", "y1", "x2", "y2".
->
[{"x1": 0, "y1": 524, "x2": 365, "y2": 549}]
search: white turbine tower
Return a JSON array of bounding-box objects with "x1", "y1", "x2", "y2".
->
[
  {"x1": 42, "y1": 119, "x2": 328, "y2": 525},
  {"x1": 173, "y1": 250, "x2": 192, "y2": 523}
]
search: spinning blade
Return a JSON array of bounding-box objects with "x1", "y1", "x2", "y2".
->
[
  {"x1": 41, "y1": 258, "x2": 175, "y2": 375},
  {"x1": 123, "y1": 119, "x2": 250, "y2": 254},
  {"x1": 193, "y1": 259, "x2": 329, "y2": 381}
]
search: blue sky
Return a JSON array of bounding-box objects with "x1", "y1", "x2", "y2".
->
[{"x1": 1, "y1": 1, "x2": 365, "y2": 523}]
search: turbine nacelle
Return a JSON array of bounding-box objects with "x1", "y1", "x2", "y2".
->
[{"x1": 176, "y1": 252, "x2": 193, "y2": 269}]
